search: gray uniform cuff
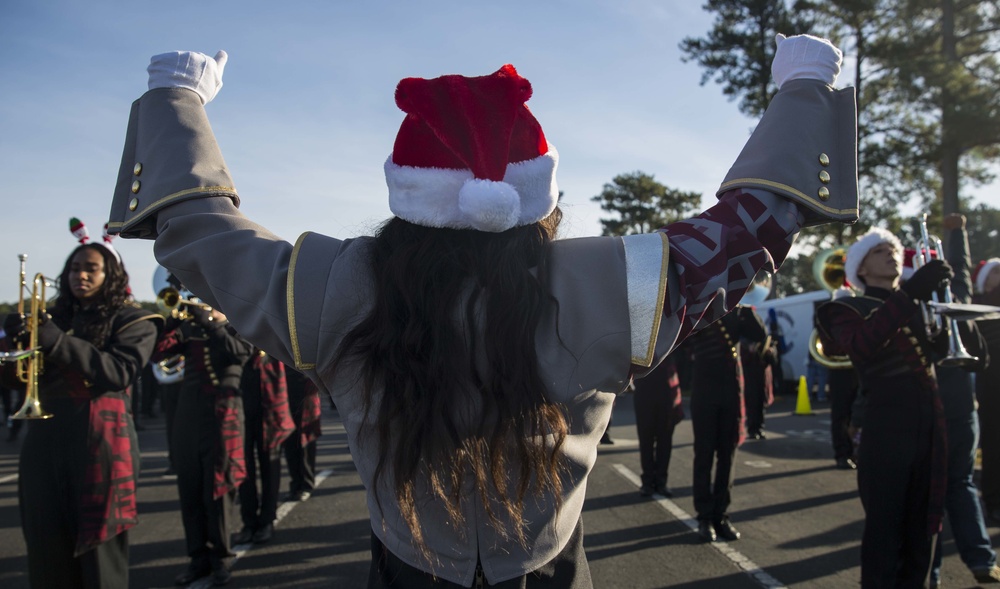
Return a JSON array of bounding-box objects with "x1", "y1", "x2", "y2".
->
[
  {"x1": 716, "y1": 79, "x2": 859, "y2": 227},
  {"x1": 107, "y1": 88, "x2": 239, "y2": 239}
]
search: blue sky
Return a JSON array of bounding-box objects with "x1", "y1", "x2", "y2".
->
[{"x1": 3, "y1": 0, "x2": 982, "y2": 302}]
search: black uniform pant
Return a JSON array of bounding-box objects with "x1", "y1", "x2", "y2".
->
[
  {"x1": 978, "y1": 381, "x2": 1000, "y2": 515},
  {"x1": 284, "y1": 391, "x2": 317, "y2": 495},
  {"x1": 828, "y1": 369, "x2": 858, "y2": 461},
  {"x1": 690, "y1": 395, "x2": 740, "y2": 521},
  {"x1": 284, "y1": 435, "x2": 316, "y2": 494},
  {"x1": 633, "y1": 387, "x2": 677, "y2": 489},
  {"x1": 160, "y1": 381, "x2": 181, "y2": 470},
  {"x1": 367, "y1": 517, "x2": 592, "y2": 588},
  {"x1": 857, "y1": 417, "x2": 935, "y2": 588},
  {"x1": 239, "y1": 410, "x2": 282, "y2": 529},
  {"x1": 174, "y1": 386, "x2": 234, "y2": 565},
  {"x1": 20, "y1": 412, "x2": 131, "y2": 589}
]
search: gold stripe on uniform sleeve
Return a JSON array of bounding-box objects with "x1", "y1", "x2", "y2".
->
[{"x1": 287, "y1": 232, "x2": 315, "y2": 370}]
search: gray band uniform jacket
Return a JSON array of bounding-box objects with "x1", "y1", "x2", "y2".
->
[{"x1": 108, "y1": 78, "x2": 856, "y2": 585}]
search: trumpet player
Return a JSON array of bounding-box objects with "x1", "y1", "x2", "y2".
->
[
  {"x1": 152, "y1": 297, "x2": 253, "y2": 586},
  {"x1": 2, "y1": 236, "x2": 162, "y2": 588},
  {"x1": 817, "y1": 227, "x2": 952, "y2": 588}
]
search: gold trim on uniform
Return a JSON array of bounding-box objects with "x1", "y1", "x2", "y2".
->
[
  {"x1": 718, "y1": 178, "x2": 858, "y2": 216},
  {"x1": 107, "y1": 185, "x2": 238, "y2": 230},
  {"x1": 287, "y1": 232, "x2": 316, "y2": 371}
]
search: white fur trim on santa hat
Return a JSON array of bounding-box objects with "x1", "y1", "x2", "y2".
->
[
  {"x1": 845, "y1": 227, "x2": 902, "y2": 289},
  {"x1": 977, "y1": 258, "x2": 1000, "y2": 294},
  {"x1": 385, "y1": 144, "x2": 559, "y2": 232}
]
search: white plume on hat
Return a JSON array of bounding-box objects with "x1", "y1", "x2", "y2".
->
[{"x1": 845, "y1": 227, "x2": 903, "y2": 288}]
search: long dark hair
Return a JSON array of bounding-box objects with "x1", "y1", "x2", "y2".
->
[
  {"x1": 49, "y1": 244, "x2": 131, "y2": 348},
  {"x1": 333, "y1": 209, "x2": 568, "y2": 554}
]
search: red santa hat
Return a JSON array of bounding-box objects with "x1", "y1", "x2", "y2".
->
[
  {"x1": 384, "y1": 64, "x2": 559, "y2": 233},
  {"x1": 844, "y1": 227, "x2": 903, "y2": 288},
  {"x1": 975, "y1": 258, "x2": 1000, "y2": 294},
  {"x1": 901, "y1": 247, "x2": 938, "y2": 281}
]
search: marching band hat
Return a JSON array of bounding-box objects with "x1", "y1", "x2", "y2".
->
[{"x1": 845, "y1": 227, "x2": 902, "y2": 288}]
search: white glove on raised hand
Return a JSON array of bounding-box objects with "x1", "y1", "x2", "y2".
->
[
  {"x1": 771, "y1": 34, "x2": 842, "y2": 89},
  {"x1": 147, "y1": 50, "x2": 228, "y2": 105}
]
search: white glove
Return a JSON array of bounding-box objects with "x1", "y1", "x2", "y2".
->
[
  {"x1": 771, "y1": 34, "x2": 842, "y2": 89},
  {"x1": 147, "y1": 50, "x2": 228, "y2": 105}
]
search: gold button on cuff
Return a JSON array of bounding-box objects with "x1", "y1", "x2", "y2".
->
[
  {"x1": 133, "y1": 162, "x2": 143, "y2": 176},
  {"x1": 819, "y1": 171, "x2": 831, "y2": 184},
  {"x1": 819, "y1": 153, "x2": 830, "y2": 166},
  {"x1": 131, "y1": 180, "x2": 141, "y2": 194},
  {"x1": 128, "y1": 197, "x2": 139, "y2": 211},
  {"x1": 818, "y1": 187, "x2": 830, "y2": 201}
]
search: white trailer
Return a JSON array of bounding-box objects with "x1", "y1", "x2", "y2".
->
[{"x1": 755, "y1": 289, "x2": 832, "y2": 388}]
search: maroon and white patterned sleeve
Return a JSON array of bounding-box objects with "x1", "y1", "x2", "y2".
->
[{"x1": 655, "y1": 188, "x2": 802, "y2": 358}]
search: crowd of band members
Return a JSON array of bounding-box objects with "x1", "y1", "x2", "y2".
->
[{"x1": 2, "y1": 217, "x2": 999, "y2": 587}]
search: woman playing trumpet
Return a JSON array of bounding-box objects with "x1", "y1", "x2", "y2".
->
[{"x1": 2, "y1": 227, "x2": 162, "y2": 589}]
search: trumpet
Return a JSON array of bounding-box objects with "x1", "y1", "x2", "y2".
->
[
  {"x1": 1, "y1": 254, "x2": 56, "y2": 420},
  {"x1": 156, "y1": 286, "x2": 213, "y2": 321},
  {"x1": 913, "y1": 215, "x2": 978, "y2": 367}
]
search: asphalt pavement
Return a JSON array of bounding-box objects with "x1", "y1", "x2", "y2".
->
[{"x1": 0, "y1": 392, "x2": 994, "y2": 588}]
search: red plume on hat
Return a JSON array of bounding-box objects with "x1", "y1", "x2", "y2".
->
[
  {"x1": 384, "y1": 64, "x2": 559, "y2": 233},
  {"x1": 901, "y1": 247, "x2": 938, "y2": 281}
]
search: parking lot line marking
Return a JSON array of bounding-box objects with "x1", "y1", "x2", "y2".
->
[
  {"x1": 611, "y1": 463, "x2": 788, "y2": 589},
  {"x1": 187, "y1": 468, "x2": 334, "y2": 589}
]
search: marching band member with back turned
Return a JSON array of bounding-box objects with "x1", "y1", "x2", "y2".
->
[
  {"x1": 108, "y1": 34, "x2": 858, "y2": 587},
  {"x1": 2, "y1": 224, "x2": 162, "y2": 588}
]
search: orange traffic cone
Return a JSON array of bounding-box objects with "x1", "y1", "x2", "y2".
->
[{"x1": 794, "y1": 375, "x2": 813, "y2": 416}]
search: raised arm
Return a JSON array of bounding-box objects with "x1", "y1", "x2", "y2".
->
[{"x1": 641, "y1": 34, "x2": 858, "y2": 362}]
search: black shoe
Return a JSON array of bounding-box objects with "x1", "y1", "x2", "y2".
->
[
  {"x1": 654, "y1": 485, "x2": 673, "y2": 498},
  {"x1": 174, "y1": 561, "x2": 210, "y2": 585},
  {"x1": 251, "y1": 523, "x2": 273, "y2": 544},
  {"x1": 713, "y1": 518, "x2": 741, "y2": 542},
  {"x1": 210, "y1": 562, "x2": 231, "y2": 586},
  {"x1": 231, "y1": 526, "x2": 254, "y2": 545},
  {"x1": 973, "y1": 565, "x2": 1000, "y2": 583},
  {"x1": 639, "y1": 484, "x2": 653, "y2": 497},
  {"x1": 697, "y1": 520, "x2": 716, "y2": 543},
  {"x1": 600, "y1": 433, "x2": 614, "y2": 445},
  {"x1": 836, "y1": 457, "x2": 857, "y2": 470},
  {"x1": 284, "y1": 490, "x2": 312, "y2": 502},
  {"x1": 749, "y1": 430, "x2": 766, "y2": 440}
]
